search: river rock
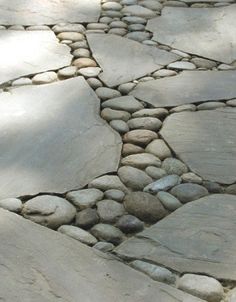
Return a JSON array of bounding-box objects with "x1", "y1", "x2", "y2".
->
[
  {"x1": 121, "y1": 153, "x2": 161, "y2": 169},
  {"x1": 118, "y1": 166, "x2": 153, "y2": 190},
  {"x1": 131, "y1": 260, "x2": 176, "y2": 284},
  {"x1": 97, "y1": 200, "x2": 125, "y2": 223},
  {"x1": 116, "y1": 215, "x2": 144, "y2": 233},
  {"x1": 123, "y1": 130, "x2": 158, "y2": 145},
  {"x1": 157, "y1": 191, "x2": 182, "y2": 211},
  {"x1": 75, "y1": 208, "x2": 99, "y2": 229},
  {"x1": 124, "y1": 192, "x2": 167, "y2": 223},
  {"x1": 177, "y1": 274, "x2": 224, "y2": 302},
  {"x1": 91, "y1": 224, "x2": 125, "y2": 245},
  {"x1": 145, "y1": 139, "x2": 171, "y2": 160},
  {"x1": 89, "y1": 175, "x2": 128, "y2": 193},
  {"x1": 170, "y1": 183, "x2": 209, "y2": 203},
  {"x1": 162, "y1": 158, "x2": 188, "y2": 175},
  {"x1": 66, "y1": 188, "x2": 103, "y2": 209},
  {"x1": 58, "y1": 225, "x2": 98, "y2": 246},
  {"x1": 144, "y1": 175, "x2": 181, "y2": 193},
  {"x1": 0, "y1": 198, "x2": 22, "y2": 213},
  {"x1": 22, "y1": 195, "x2": 76, "y2": 229}
]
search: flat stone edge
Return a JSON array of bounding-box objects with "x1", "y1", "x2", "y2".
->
[{"x1": 0, "y1": 209, "x2": 205, "y2": 302}]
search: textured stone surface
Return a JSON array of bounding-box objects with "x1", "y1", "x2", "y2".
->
[
  {"x1": 0, "y1": 77, "x2": 121, "y2": 198},
  {"x1": 97, "y1": 200, "x2": 125, "y2": 223},
  {"x1": 87, "y1": 33, "x2": 179, "y2": 87},
  {"x1": 118, "y1": 166, "x2": 152, "y2": 190},
  {"x1": 0, "y1": 0, "x2": 101, "y2": 25},
  {"x1": 0, "y1": 198, "x2": 22, "y2": 213},
  {"x1": 0, "y1": 209, "x2": 204, "y2": 302},
  {"x1": 115, "y1": 194, "x2": 236, "y2": 280},
  {"x1": 124, "y1": 192, "x2": 167, "y2": 223},
  {"x1": 177, "y1": 274, "x2": 224, "y2": 302},
  {"x1": 170, "y1": 184, "x2": 208, "y2": 204},
  {"x1": 0, "y1": 30, "x2": 72, "y2": 85},
  {"x1": 147, "y1": 5, "x2": 236, "y2": 64},
  {"x1": 58, "y1": 225, "x2": 98, "y2": 246},
  {"x1": 160, "y1": 108, "x2": 236, "y2": 184},
  {"x1": 131, "y1": 71, "x2": 236, "y2": 107},
  {"x1": 144, "y1": 175, "x2": 181, "y2": 193},
  {"x1": 131, "y1": 260, "x2": 176, "y2": 284},
  {"x1": 66, "y1": 188, "x2": 104, "y2": 209},
  {"x1": 22, "y1": 195, "x2": 76, "y2": 229}
]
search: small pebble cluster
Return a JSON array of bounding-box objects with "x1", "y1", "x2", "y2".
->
[{"x1": 0, "y1": 0, "x2": 236, "y2": 301}]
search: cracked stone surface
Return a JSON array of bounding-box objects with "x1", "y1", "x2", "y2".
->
[
  {"x1": 87, "y1": 33, "x2": 179, "y2": 87},
  {"x1": 115, "y1": 194, "x2": 236, "y2": 281},
  {"x1": 0, "y1": 30, "x2": 72, "y2": 85},
  {"x1": 0, "y1": 0, "x2": 101, "y2": 25},
  {"x1": 160, "y1": 108, "x2": 236, "y2": 184},
  {"x1": 0, "y1": 77, "x2": 121, "y2": 198},
  {"x1": 0, "y1": 209, "x2": 205, "y2": 302},
  {"x1": 146, "y1": 5, "x2": 236, "y2": 64},
  {"x1": 130, "y1": 71, "x2": 236, "y2": 107}
]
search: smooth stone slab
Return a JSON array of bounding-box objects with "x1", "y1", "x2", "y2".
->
[
  {"x1": 146, "y1": 5, "x2": 236, "y2": 64},
  {"x1": 0, "y1": 0, "x2": 100, "y2": 25},
  {"x1": 87, "y1": 33, "x2": 179, "y2": 87},
  {"x1": 160, "y1": 108, "x2": 236, "y2": 184},
  {"x1": 131, "y1": 71, "x2": 236, "y2": 107},
  {"x1": 0, "y1": 77, "x2": 121, "y2": 198},
  {"x1": 115, "y1": 194, "x2": 236, "y2": 281},
  {"x1": 0, "y1": 209, "x2": 204, "y2": 302},
  {"x1": 0, "y1": 30, "x2": 72, "y2": 85}
]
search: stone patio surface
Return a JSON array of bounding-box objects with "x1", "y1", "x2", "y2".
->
[
  {"x1": 131, "y1": 71, "x2": 236, "y2": 107},
  {"x1": 147, "y1": 5, "x2": 236, "y2": 64},
  {"x1": 0, "y1": 209, "x2": 204, "y2": 302},
  {"x1": 0, "y1": 0, "x2": 101, "y2": 25},
  {"x1": 115, "y1": 194, "x2": 236, "y2": 281},
  {"x1": 160, "y1": 108, "x2": 236, "y2": 184},
  {"x1": 0, "y1": 0, "x2": 235, "y2": 300},
  {"x1": 0, "y1": 30, "x2": 72, "y2": 85},
  {"x1": 0, "y1": 77, "x2": 121, "y2": 198},
  {"x1": 87, "y1": 33, "x2": 179, "y2": 87}
]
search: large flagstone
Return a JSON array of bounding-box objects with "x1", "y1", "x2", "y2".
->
[
  {"x1": 0, "y1": 0, "x2": 100, "y2": 25},
  {"x1": 0, "y1": 30, "x2": 72, "y2": 85},
  {"x1": 160, "y1": 108, "x2": 236, "y2": 184},
  {"x1": 87, "y1": 33, "x2": 179, "y2": 87},
  {"x1": 0, "y1": 77, "x2": 121, "y2": 199},
  {"x1": 130, "y1": 71, "x2": 236, "y2": 107},
  {"x1": 146, "y1": 5, "x2": 236, "y2": 64},
  {"x1": 0, "y1": 209, "x2": 204, "y2": 302},
  {"x1": 115, "y1": 194, "x2": 236, "y2": 281}
]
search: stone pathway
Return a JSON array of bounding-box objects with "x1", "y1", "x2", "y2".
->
[{"x1": 0, "y1": 0, "x2": 236, "y2": 301}]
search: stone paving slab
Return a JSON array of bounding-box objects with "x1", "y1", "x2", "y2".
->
[
  {"x1": 146, "y1": 5, "x2": 236, "y2": 64},
  {"x1": 87, "y1": 33, "x2": 179, "y2": 87},
  {"x1": 0, "y1": 77, "x2": 121, "y2": 199},
  {"x1": 0, "y1": 209, "x2": 205, "y2": 302},
  {"x1": 0, "y1": 0, "x2": 100, "y2": 25},
  {"x1": 0, "y1": 30, "x2": 72, "y2": 85},
  {"x1": 115, "y1": 194, "x2": 236, "y2": 281},
  {"x1": 160, "y1": 108, "x2": 236, "y2": 184},
  {"x1": 130, "y1": 71, "x2": 236, "y2": 107}
]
